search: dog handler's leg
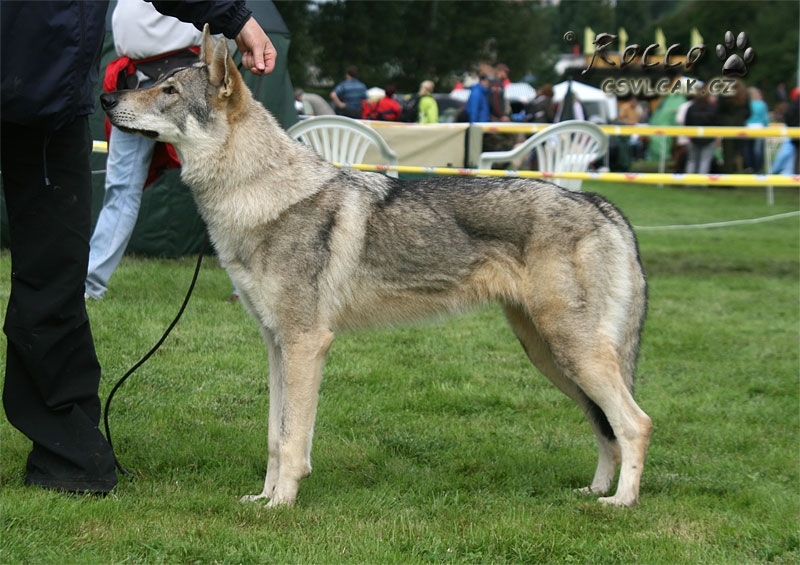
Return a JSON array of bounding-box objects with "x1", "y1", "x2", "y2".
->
[
  {"x1": 241, "y1": 327, "x2": 284, "y2": 504},
  {"x1": 268, "y1": 328, "x2": 334, "y2": 507}
]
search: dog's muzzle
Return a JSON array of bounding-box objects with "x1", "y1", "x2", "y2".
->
[
  {"x1": 101, "y1": 93, "x2": 160, "y2": 139},
  {"x1": 100, "y1": 92, "x2": 118, "y2": 111}
]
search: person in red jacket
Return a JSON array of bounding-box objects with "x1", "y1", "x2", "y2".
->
[{"x1": 363, "y1": 85, "x2": 403, "y2": 121}]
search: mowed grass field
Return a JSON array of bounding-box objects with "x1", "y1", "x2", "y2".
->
[{"x1": 1, "y1": 182, "x2": 798, "y2": 563}]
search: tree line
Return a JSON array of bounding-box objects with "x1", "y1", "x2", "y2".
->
[{"x1": 275, "y1": 0, "x2": 799, "y2": 104}]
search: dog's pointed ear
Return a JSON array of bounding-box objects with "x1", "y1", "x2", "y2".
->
[
  {"x1": 208, "y1": 35, "x2": 239, "y2": 99},
  {"x1": 200, "y1": 24, "x2": 214, "y2": 65}
]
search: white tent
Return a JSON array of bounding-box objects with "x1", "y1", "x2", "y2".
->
[
  {"x1": 505, "y1": 82, "x2": 536, "y2": 104},
  {"x1": 553, "y1": 81, "x2": 617, "y2": 123},
  {"x1": 449, "y1": 89, "x2": 471, "y2": 103}
]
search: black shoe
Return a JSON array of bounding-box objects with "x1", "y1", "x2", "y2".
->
[{"x1": 26, "y1": 474, "x2": 116, "y2": 496}]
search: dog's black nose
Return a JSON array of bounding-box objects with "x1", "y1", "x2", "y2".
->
[{"x1": 100, "y1": 93, "x2": 118, "y2": 111}]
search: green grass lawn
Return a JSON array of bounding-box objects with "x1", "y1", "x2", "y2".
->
[{"x1": 1, "y1": 182, "x2": 798, "y2": 563}]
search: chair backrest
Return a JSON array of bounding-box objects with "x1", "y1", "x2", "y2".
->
[
  {"x1": 287, "y1": 116, "x2": 399, "y2": 178},
  {"x1": 479, "y1": 120, "x2": 608, "y2": 191}
]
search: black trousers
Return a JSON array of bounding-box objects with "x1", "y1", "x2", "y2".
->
[{"x1": 1, "y1": 117, "x2": 117, "y2": 493}]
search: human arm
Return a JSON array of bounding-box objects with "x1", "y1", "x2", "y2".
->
[
  {"x1": 330, "y1": 86, "x2": 345, "y2": 109},
  {"x1": 149, "y1": 0, "x2": 275, "y2": 74}
]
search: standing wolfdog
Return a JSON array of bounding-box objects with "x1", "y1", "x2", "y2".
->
[{"x1": 101, "y1": 27, "x2": 652, "y2": 507}]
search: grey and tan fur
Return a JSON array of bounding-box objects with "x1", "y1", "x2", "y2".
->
[{"x1": 101, "y1": 27, "x2": 652, "y2": 507}]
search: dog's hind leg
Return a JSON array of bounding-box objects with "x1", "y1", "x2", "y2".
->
[
  {"x1": 575, "y1": 349, "x2": 651, "y2": 507},
  {"x1": 503, "y1": 302, "x2": 652, "y2": 506},
  {"x1": 265, "y1": 328, "x2": 334, "y2": 507},
  {"x1": 503, "y1": 304, "x2": 621, "y2": 496}
]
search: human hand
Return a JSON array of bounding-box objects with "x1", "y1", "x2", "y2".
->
[{"x1": 235, "y1": 17, "x2": 276, "y2": 75}]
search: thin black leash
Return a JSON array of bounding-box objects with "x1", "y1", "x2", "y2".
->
[
  {"x1": 253, "y1": 69, "x2": 265, "y2": 97},
  {"x1": 103, "y1": 234, "x2": 207, "y2": 477}
]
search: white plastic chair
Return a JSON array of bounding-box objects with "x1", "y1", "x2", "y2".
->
[
  {"x1": 478, "y1": 120, "x2": 608, "y2": 191},
  {"x1": 287, "y1": 116, "x2": 399, "y2": 178}
]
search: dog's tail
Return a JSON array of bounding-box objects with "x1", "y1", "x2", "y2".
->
[{"x1": 616, "y1": 218, "x2": 648, "y2": 395}]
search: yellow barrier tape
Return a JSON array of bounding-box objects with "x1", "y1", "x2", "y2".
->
[
  {"x1": 335, "y1": 163, "x2": 800, "y2": 187},
  {"x1": 91, "y1": 138, "x2": 799, "y2": 186},
  {"x1": 364, "y1": 121, "x2": 800, "y2": 139},
  {"x1": 481, "y1": 123, "x2": 800, "y2": 139},
  {"x1": 93, "y1": 124, "x2": 799, "y2": 155},
  {"x1": 482, "y1": 124, "x2": 800, "y2": 138}
]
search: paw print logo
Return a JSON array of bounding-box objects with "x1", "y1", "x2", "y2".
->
[{"x1": 716, "y1": 31, "x2": 755, "y2": 77}]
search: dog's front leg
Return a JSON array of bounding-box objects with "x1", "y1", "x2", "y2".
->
[
  {"x1": 265, "y1": 328, "x2": 334, "y2": 507},
  {"x1": 241, "y1": 327, "x2": 284, "y2": 504}
]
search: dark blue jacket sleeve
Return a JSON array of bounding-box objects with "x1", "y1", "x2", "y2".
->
[{"x1": 148, "y1": 0, "x2": 252, "y2": 39}]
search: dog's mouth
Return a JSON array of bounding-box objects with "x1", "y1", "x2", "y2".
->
[{"x1": 116, "y1": 125, "x2": 160, "y2": 139}]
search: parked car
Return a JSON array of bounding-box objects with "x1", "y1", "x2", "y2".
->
[{"x1": 432, "y1": 93, "x2": 466, "y2": 123}]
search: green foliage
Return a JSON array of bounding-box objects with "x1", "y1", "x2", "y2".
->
[
  {"x1": 280, "y1": 0, "x2": 553, "y2": 90},
  {"x1": 657, "y1": 0, "x2": 800, "y2": 99},
  {"x1": 277, "y1": 0, "x2": 798, "y2": 100},
  {"x1": 1, "y1": 183, "x2": 798, "y2": 563}
]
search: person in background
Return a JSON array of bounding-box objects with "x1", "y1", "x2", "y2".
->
[
  {"x1": 770, "y1": 88, "x2": 799, "y2": 175},
  {"x1": 294, "y1": 88, "x2": 334, "y2": 117},
  {"x1": 488, "y1": 63, "x2": 510, "y2": 122},
  {"x1": 674, "y1": 91, "x2": 697, "y2": 174},
  {"x1": 743, "y1": 87, "x2": 769, "y2": 173},
  {"x1": 528, "y1": 84, "x2": 554, "y2": 124},
  {"x1": 618, "y1": 96, "x2": 642, "y2": 125},
  {"x1": 495, "y1": 63, "x2": 511, "y2": 88},
  {"x1": 330, "y1": 66, "x2": 367, "y2": 119},
  {"x1": 717, "y1": 79, "x2": 750, "y2": 172},
  {"x1": 510, "y1": 101, "x2": 529, "y2": 122},
  {"x1": 775, "y1": 83, "x2": 787, "y2": 104},
  {"x1": 465, "y1": 74, "x2": 491, "y2": 123},
  {"x1": 363, "y1": 84, "x2": 402, "y2": 121},
  {"x1": 684, "y1": 91, "x2": 719, "y2": 174},
  {"x1": 1, "y1": 0, "x2": 275, "y2": 496},
  {"x1": 417, "y1": 80, "x2": 439, "y2": 124}
]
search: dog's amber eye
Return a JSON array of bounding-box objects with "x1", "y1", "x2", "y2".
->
[{"x1": 162, "y1": 85, "x2": 178, "y2": 95}]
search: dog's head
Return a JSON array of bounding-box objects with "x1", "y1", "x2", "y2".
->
[{"x1": 101, "y1": 25, "x2": 247, "y2": 147}]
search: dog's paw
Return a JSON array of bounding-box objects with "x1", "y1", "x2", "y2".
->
[
  {"x1": 239, "y1": 491, "x2": 296, "y2": 507},
  {"x1": 575, "y1": 484, "x2": 610, "y2": 496},
  {"x1": 239, "y1": 493, "x2": 271, "y2": 504},
  {"x1": 266, "y1": 495, "x2": 296, "y2": 508},
  {"x1": 598, "y1": 494, "x2": 637, "y2": 507}
]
